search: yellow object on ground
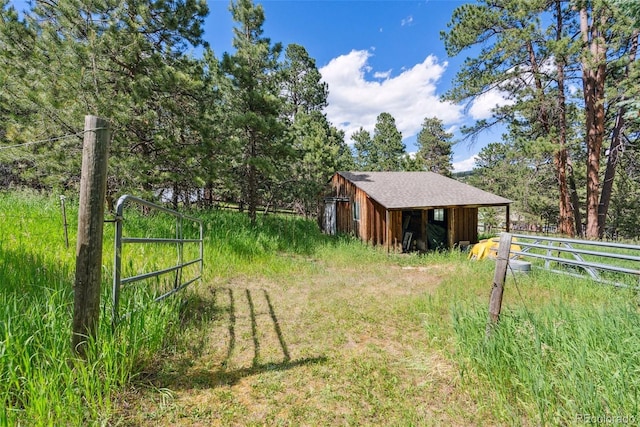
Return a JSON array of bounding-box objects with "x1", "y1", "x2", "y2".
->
[{"x1": 468, "y1": 238, "x2": 521, "y2": 260}]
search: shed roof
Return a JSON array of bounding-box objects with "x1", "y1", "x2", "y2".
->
[{"x1": 337, "y1": 171, "x2": 512, "y2": 209}]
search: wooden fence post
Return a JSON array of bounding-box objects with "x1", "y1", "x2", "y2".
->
[
  {"x1": 72, "y1": 115, "x2": 110, "y2": 357},
  {"x1": 486, "y1": 232, "x2": 512, "y2": 337}
]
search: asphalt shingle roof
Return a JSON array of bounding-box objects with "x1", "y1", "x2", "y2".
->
[{"x1": 338, "y1": 171, "x2": 512, "y2": 209}]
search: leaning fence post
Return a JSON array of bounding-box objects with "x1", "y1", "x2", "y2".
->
[
  {"x1": 486, "y1": 232, "x2": 512, "y2": 337},
  {"x1": 72, "y1": 115, "x2": 111, "y2": 357},
  {"x1": 60, "y1": 195, "x2": 69, "y2": 249}
]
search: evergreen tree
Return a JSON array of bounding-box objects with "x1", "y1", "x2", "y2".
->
[
  {"x1": 334, "y1": 126, "x2": 356, "y2": 172},
  {"x1": 441, "y1": 0, "x2": 576, "y2": 233},
  {"x1": 352, "y1": 127, "x2": 375, "y2": 170},
  {"x1": 614, "y1": 1, "x2": 640, "y2": 127},
  {"x1": 469, "y1": 141, "x2": 558, "y2": 230},
  {"x1": 198, "y1": 48, "x2": 235, "y2": 208},
  {"x1": 221, "y1": 0, "x2": 289, "y2": 224},
  {"x1": 280, "y1": 44, "x2": 328, "y2": 119},
  {"x1": 415, "y1": 117, "x2": 453, "y2": 177},
  {"x1": 400, "y1": 154, "x2": 422, "y2": 172},
  {"x1": 372, "y1": 112, "x2": 405, "y2": 172},
  {"x1": 288, "y1": 111, "x2": 350, "y2": 216},
  {"x1": 0, "y1": 0, "x2": 210, "y2": 197},
  {"x1": 609, "y1": 146, "x2": 640, "y2": 239},
  {"x1": 443, "y1": 0, "x2": 639, "y2": 238},
  {"x1": 278, "y1": 43, "x2": 347, "y2": 215}
]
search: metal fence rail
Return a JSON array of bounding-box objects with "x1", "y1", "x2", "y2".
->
[
  {"x1": 112, "y1": 195, "x2": 204, "y2": 322},
  {"x1": 506, "y1": 233, "x2": 640, "y2": 289}
]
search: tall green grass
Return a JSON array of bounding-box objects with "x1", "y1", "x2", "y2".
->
[
  {"x1": 452, "y1": 301, "x2": 640, "y2": 424},
  {"x1": 196, "y1": 208, "x2": 344, "y2": 279},
  {"x1": 0, "y1": 191, "x2": 183, "y2": 425},
  {"x1": 422, "y1": 256, "x2": 640, "y2": 425}
]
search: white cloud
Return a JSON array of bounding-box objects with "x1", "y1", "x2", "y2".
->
[
  {"x1": 452, "y1": 154, "x2": 479, "y2": 173},
  {"x1": 401, "y1": 16, "x2": 414, "y2": 26},
  {"x1": 468, "y1": 89, "x2": 514, "y2": 120},
  {"x1": 320, "y1": 49, "x2": 463, "y2": 144}
]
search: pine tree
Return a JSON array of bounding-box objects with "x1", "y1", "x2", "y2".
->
[
  {"x1": 0, "y1": 0, "x2": 210, "y2": 196},
  {"x1": 352, "y1": 127, "x2": 375, "y2": 170},
  {"x1": 288, "y1": 111, "x2": 350, "y2": 215},
  {"x1": 415, "y1": 117, "x2": 453, "y2": 177},
  {"x1": 469, "y1": 141, "x2": 558, "y2": 230},
  {"x1": 280, "y1": 44, "x2": 328, "y2": 119},
  {"x1": 221, "y1": 0, "x2": 289, "y2": 224},
  {"x1": 442, "y1": 0, "x2": 639, "y2": 238},
  {"x1": 372, "y1": 112, "x2": 405, "y2": 172},
  {"x1": 278, "y1": 43, "x2": 348, "y2": 215}
]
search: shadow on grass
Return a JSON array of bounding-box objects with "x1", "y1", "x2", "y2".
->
[
  {"x1": 160, "y1": 356, "x2": 328, "y2": 390},
  {"x1": 142, "y1": 285, "x2": 326, "y2": 391}
]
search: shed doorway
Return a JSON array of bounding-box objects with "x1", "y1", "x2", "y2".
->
[
  {"x1": 427, "y1": 208, "x2": 448, "y2": 250},
  {"x1": 401, "y1": 210, "x2": 425, "y2": 252}
]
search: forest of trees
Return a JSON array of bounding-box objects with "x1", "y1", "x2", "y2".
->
[
  {"x1": 0, "y1": 0, "x2": 639, "y2": 238},
  {"x1": 443, "y1": 0, "x2": 640, "y2": 239}
]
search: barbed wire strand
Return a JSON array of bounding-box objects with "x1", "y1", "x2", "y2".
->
[
  {"x1": 0, "y1": 214, "x2": 71, "y2": 220},
  {"x1": 0, "y1": 128, "x2": 108, "y2": 152}
]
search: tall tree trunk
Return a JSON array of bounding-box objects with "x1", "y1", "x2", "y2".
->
[
  {"x1": 554, "y1": 148, "x2": 574, "y2": 236},
  {"x1": 580, "y1": 6, "x2": 607, "y2": 239},
  {"x1": 247, "y1": 133, "x2": 257, "y2": 225},
  {"x1": 528, "y1": 8, "x2": 575, "y2": 236},
  {"x1": 172, "y1": 183, "x2": 179, "y2": 209},
  {"x1": 204, "y1": 181, "x2": 213, "y2": 208},
  {"x1": 554, "y1": 0, "x2": 575, "y2": 236},
  {"x1": 568, "y1": 159, "x2": 583, "y2": 237},
  {"x1": 597, "y1": 30, "x2": 639, "y2": 238}
]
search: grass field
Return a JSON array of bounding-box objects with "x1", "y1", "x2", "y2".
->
[
  {"x1": 0, "y1": 191, "x2": 183, "y2": 425},
  {"x1": 1, "y1": 190, "x2": 639, "y2": 425}
]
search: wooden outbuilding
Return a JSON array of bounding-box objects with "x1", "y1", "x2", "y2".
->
[{"x1": 322, "y1": 171, "x2": 512, "y2": 252}]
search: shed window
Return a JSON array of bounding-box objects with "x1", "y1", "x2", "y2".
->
[
  {"x1": 433, "y1": 208, "x2": 444, "y2": 222},
  {"x1": 352, "y1": 200, "x2": 360, "y2": 221}
]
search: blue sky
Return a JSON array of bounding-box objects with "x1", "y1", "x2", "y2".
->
[{"x1": 204, "y1": 0, "x2": 509, "y2": 171}]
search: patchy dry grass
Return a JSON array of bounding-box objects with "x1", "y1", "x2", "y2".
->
[{"x1": 114, "y1": 249, "x2": 493, "y2": 426}]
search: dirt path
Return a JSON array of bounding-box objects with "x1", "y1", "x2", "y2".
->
[{"x1": 116, "y1": 259, "x2": 492, "y2": 426}]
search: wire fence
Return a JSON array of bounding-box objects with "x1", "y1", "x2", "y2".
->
[
  {"x1": 0, "y1": 200, "x2": 76, "y2": 248},
  {"x1": 0, "y1": 128, "x2": 109, "y2": 152},
  {"x1": 0, "y1": 131, "x2": 83, "y2": 152}
]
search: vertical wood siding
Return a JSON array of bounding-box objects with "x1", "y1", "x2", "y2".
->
[
  {"x1": 329, "y1": 173, "x2": 394, "y2": 247},
  {"x1": 451, "y1": 207, "x2": 479, "y2": 244},
  {"x1": 388, "y1": 210, "x2": 403, "y2": 252}
]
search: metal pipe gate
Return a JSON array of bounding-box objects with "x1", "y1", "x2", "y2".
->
[
  {"x1": 112, "y1": 195, "x2": 203, "y2": 323},
  {"x1": 505, "y1": 233, "x2": 640, "y2": 289}
]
